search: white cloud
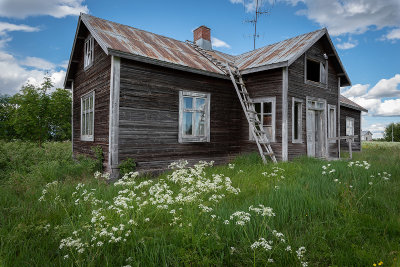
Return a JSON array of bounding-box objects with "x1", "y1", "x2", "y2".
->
[
  {"x1": 0, "y1": 0, "x2": 88, "y2": 19},
  {"x1": 21, "y1": 56, "x2": 56, "y2": 70},
  {"x1": 382, "y1": 28, "x2": 400, "y2": 41},
  {"x1": 0, "y1": 48, "x2": 65, "y2": 95},
  {"x1": 342, "y1": 83, "x2": 369, "y2": 97},
  {"x1": 0, "y1": 22, "x2": 40, "y2": 36},
  {"x1": 366, "y1": 74, "x2": 400, "y2": 99},
  {"x1": 280, "y1": 0, "x2": 400, "y2": 36},
  {"x1": 337, "y1": 41, "x2": 357, "y2": 50},
  {"x1": 341, "y1": 74, "x2": 400, "y2": 116},
  {"x1": 211, "y1": 37, "x2": 231, "y2": 49}
]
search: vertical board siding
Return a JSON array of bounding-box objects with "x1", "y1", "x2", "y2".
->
[
  {"x1": 287, "y1": 39, "x2": 339, "y2": 160},
  {"x1": 72, "y1": 31, "x2": 111, "y2": 167},
  {"x1": 340, "y1": 106, "x2": 361, "y2": 151}
]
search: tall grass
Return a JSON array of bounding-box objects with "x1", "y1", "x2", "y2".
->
[{"x1": 0, "y1": 141, "x2": 399, "y2": 266}]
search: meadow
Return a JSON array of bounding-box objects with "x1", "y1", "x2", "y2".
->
[{"x1": 0, "y1": 140, "x2": 399, "y2": 266}]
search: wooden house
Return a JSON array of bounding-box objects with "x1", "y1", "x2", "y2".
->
[
  {"x1": 64, "y1": 14, "x2": 367, "y2": 176},
  {"x1": 361, "y1": 131, "x2": 373, "y2": 141}
]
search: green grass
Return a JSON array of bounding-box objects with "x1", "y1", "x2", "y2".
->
[{"x1": 1, "y1": 141, "x2": 400, "y2": 266}]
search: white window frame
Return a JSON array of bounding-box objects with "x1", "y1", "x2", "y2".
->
[
  {"x1": 328, "y1": 104, "x2": 337, "y2": 142},
  {"x1": 249, "y1": 97, "x2": 276, "y2": 143},
  {"x1": 304, "y1": 55, "x2": 328, "y2": 88},
  {"x1": 292, "y1": 97, "x2": 303, "y2": 143},
  {"x1": 346, "y1": 117, "x2": 354, "y2": 136},
  {"x1": 81, "y1": 91, "x2": 95, "y2": 141},
  {"x1": 178, "y1": 91, "x2": 210, "y2": 143},
  {"x1": 84, "y1": 35, "x2": 94, "y2": 70}
]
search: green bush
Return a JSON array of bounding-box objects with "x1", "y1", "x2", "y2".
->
[
  {"x1": 91, "y1": 145, "x2": 104, "y2": 172},
  {"x1": 118, "y1": 158, "x2": 136, "y2": 176}
]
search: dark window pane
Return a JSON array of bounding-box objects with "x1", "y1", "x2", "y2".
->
[
  {"x1": 183, "y1": 97, "x2": 193, "y2": 109},
  {"x1": 183, "y1": 112, "x2": 192, "y2": 135},
  {"x1": 307, "y1": 59, "x2": 320, "y2": 82},
  {"x1": 254, "y1": 103, "x2": 261, "y2": 114},
  {"x1": 264, "y1": 102, "x2": 272, "y2": 113},
  {"x1": 263, "y1": 114, "x2": 272, "y2": 126}
]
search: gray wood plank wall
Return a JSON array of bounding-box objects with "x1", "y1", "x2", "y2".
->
[
  {"x1": 72, "y1": 28, "x2": 111, "y2": 168},
  {"x1": 287, "y1": 39, "x2": 340, "y2": 160}
]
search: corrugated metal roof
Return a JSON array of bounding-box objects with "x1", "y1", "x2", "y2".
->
[
  {"x1": 340, "y1": 95, "x2": 368, "y2": 112},
  {"x1": 234, "y1": 29, "x2": 325, "y2": 70},
  {"x1": 66, "y1": 14, "x2": 349, "y2": 87},
  {"x1": 81, "y1": 14, "x2": 225, "y2": 75}
]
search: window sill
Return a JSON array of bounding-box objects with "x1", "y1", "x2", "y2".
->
[
  {"x1": 84, "y1": 63, "x2": 93, "y2": 71},
  {"x1": 305, "y1": 80, "x2": 327, "y2": 89},
  {"x1": 292, "y1": 140, "x2": 303, "y2": 144},
  {"x1": 81, "y1": 135, "x2": 94, "y2": 142},
  {"x1": 179, "y1": 137, "x2": 210, "y2": 143}
]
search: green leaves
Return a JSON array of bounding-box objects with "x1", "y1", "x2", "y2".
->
[{"x1": 0, "y1": 76, "x2": 71, "y2": 145}]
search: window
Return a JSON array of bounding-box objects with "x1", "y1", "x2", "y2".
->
[
  {"x1": 179, "y1": 91, "x2": 210, "y2": 143},
  {"x1": 292, "y1": 98, "x2": 303, "y2": 143},
  {"x1": 84, "y1": 35, "x2": 94, "y2": 69},
  {"x1": 346, "y1": 117, "x2": 354, "y2": 136},
  {"x1": 328, "y1": 105, "x2": 336, "y2": 142},
  {"x1": 81, "y1": 91, "x2": 95, "y2": 141},
  {"x1": 250, "y1": 97, "x2": 275, "y2": 142},
  {"x1": 306, "y1": 58, "x2": 327, "y2": 84}
]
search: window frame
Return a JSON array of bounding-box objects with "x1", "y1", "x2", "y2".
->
[
  {"x1": 328, "y1": 104, "x2": 337, "y2": 142},
  {"x1": 249, "y1": 96, "x2": 276, "y2": 143},
  {"x1": 80, "y1": 91, "x2": 95, "y2": 141},
  {"x1": 346, "y1": 117, "x2": 355, "y2": 136},
  {"x1": 292, "y1": 97, "x2": 303, "y2": 143},
  {"x1": 304, "y1": 55, "x2": 328, "y2": 88},
  {"x1": 84, "y1": 35, "x2": 94, "y2": 70},
  {"x1": 178, "y1": 90, "x2": 211, "y2": 143}
]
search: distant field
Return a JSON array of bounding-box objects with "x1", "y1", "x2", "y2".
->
[{"x1": 0, "y1": 141, "x2": 399, "y2": 266}]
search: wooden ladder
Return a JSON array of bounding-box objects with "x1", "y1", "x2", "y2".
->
[{"x1": 186, "y1": 40, "x2": 277, "y2": 164}]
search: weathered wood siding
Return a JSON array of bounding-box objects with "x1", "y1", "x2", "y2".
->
[
  {"x1": 340, "y1": 106, "x2": 361, "y2": 151},
  {"x1": 118, "y1": 59, "x2": 253, "y2": 171},
  {"x1": 287, "y1": 39, "x2": 340, "y2": 160},
  {"x1": 242, "y1": 68, "x2": 283, "y2": 160},
  {"x1": 72, "y1": 30, "x2": 111, "y2": 167}
]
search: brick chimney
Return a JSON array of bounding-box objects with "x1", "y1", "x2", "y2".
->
[{"x1": 193, "y1": 25, "x2": 212, "y2": 50}]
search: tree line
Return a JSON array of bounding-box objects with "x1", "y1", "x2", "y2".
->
[{"x1": 0, "y1": 77, "x2": 71, "y2": 146}]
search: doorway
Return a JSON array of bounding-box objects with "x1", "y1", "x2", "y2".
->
[{"x1": 306, "y1": 99, "x2": 326, "y2": 158}]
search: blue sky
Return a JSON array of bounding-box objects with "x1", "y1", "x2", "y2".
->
[{"x1": 0, "y1": 0, "x2": 399, "y2": 138}]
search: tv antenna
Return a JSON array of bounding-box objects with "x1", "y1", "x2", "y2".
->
[{"x1": 244, "y1": 0, "x2": 274, "y2": 50}]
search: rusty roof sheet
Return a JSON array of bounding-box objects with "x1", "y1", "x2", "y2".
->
[
  {"x1": 340, "y1": 95, "x2": 368, "y2": 112},
  {"x1": 81, "y1": 14, "x2": 225, "y2": 75},
  {"x1": 234, "y1": 29, "x2": 325, "y2": 70},
  {"x1": 76, "y1": 14, "x2": 349, "y2": 86}
]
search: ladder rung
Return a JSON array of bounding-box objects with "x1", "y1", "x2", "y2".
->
[
  {"x1": 247, "y1": 109, "x2": 257, "y2": 114},
  {"x1": 243, "y1": 100, "x2": 253, "y2": 104},
  {"x1": 263, "y1": 152, "x2": 274, "y2": 156},
  {"x1": 240, "y1": 90, "x2": 249, "y2": 96}
]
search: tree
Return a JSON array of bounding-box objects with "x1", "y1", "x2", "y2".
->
[
  {"x1": 383, "y1": 122, "x2": 400, "y2": 142},
  {"x1": 0, "y1": 94, "x2": 16, "y2": 140},
  {"x1": 49, "y1": 88, "x2": 72, "y2": 141}
]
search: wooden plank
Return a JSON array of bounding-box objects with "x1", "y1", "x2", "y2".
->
[{"x1": 108, "y1": 56, "x2": 121, "y2": 178}]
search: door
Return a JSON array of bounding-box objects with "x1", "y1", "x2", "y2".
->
[{"x1": 307, "y1": 110, "x2": 315, "y2": 156}]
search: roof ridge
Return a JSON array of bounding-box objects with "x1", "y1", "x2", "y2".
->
[
  {"x1": 234, "y1": 28, "x2": 326, "y2": 59},
  {"x1": 81, "y1": 13, "x2": 190, "y2": 46}
]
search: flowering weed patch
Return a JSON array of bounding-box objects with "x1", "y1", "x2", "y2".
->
[{"x1": 1, "y1": 141, "x2": 400, "y2": 266}]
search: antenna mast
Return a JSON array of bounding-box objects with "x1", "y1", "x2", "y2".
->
[{"x1": 244, "y1": 0, "x2": 274, "y2": 50}]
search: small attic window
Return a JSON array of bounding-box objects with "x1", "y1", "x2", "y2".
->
[
  {"x1": 84, "y1": 35, "x2": 94, "y2": 69},
  {"x1": 306, "y1": 58, "x2": 327, "y2": 84}
]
